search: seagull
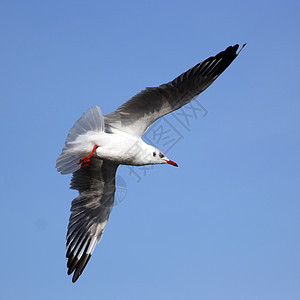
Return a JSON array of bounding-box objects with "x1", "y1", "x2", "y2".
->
[{"x1": 56, "y1": 43, "x2": 246, "y2": 282}]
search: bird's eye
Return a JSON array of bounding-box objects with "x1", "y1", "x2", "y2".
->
[
  {"x1": 159, "y1": 153, "x2": 164, "y2": 158},
  {"x1": 153, "y1": 152, "x2": 156, "y2": 157}
]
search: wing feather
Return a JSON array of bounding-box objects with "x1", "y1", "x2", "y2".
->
[
  {"x1": 105, "y1": 44, "x2": 245, "y2": 137},
  {"x1": 66, "y1": 157, "x2": 118, "y2": 282}
]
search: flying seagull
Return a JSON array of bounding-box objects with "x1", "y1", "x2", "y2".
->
[{"x1": 56, "y1": 43, "x2": 246, "y2": 282}]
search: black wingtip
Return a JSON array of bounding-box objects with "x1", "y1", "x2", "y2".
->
[
  {"x1": 66, "y1": 237, "x2": 93, "y2": 283},
  {"x1": 232, "y1": 44, "x2": 239, "y2": 51},
  {"x1": 237, "y1": 43, "x2": 247, "y2": 55},
  {"x1": 71, "y1": 254, "x2": 92, "y2": 283}
]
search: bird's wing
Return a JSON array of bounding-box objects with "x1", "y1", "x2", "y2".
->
[
  {"x1": 66, "y1": 157, "x2": 118, "y2": 282},
  {"x1": 105, "y1": 44, "x2": 245, "y2": 137}
]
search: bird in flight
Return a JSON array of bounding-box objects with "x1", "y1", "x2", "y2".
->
[{"x1": 56, "y1": 44, "x2": 246, "y2": 282}]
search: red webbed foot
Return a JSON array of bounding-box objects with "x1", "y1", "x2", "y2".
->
[{"x1": 78, "y1": 145, "x2": 99, "y2": 168}]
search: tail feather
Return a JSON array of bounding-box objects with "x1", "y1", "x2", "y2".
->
[{"x1": 56, "y1": 105, "x2": 104, "y2": 175}]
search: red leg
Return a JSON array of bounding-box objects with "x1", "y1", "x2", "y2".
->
[{"x1": 78, "y1": 145, "x2": 99, "y2": 168}]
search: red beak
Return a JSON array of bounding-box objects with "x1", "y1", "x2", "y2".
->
[{"x1": 166, "y1": 160, "x2": 178, "y2": 167}]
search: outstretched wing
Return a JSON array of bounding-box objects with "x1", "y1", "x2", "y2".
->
[
  {"x1": 66, "y1": 157, "x2": 118, "y2": 282},
  {"x1": 105, "y1": 44, "x2": 245, "y2": 137}
]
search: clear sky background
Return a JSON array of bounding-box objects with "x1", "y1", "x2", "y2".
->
[{"x1": 1, "y1": 1, "x2": 299, "y2": 299}]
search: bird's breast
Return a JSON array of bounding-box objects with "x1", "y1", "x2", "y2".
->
[{"x1": 91, "y1": 132, "x2": 151, "y2": 165}]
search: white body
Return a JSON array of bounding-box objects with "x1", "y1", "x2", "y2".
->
[
  {"x1": 56, "y1": 106, "x2": 170, "y2": 175},
  {"x1": 92, "y1": 131, "x2": 157, "y2": 166},
  {"x1": 77, "y1": 130, "x2": 161, "y2": 166}
]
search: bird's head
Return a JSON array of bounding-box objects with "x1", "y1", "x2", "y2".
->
[{"x1": 150, "y1": 148, "x2": 178, "y2": 167}]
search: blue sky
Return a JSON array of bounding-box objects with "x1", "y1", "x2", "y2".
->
[{"x1": 1, "y1": 0, "x2": 299, "y2": 299}]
